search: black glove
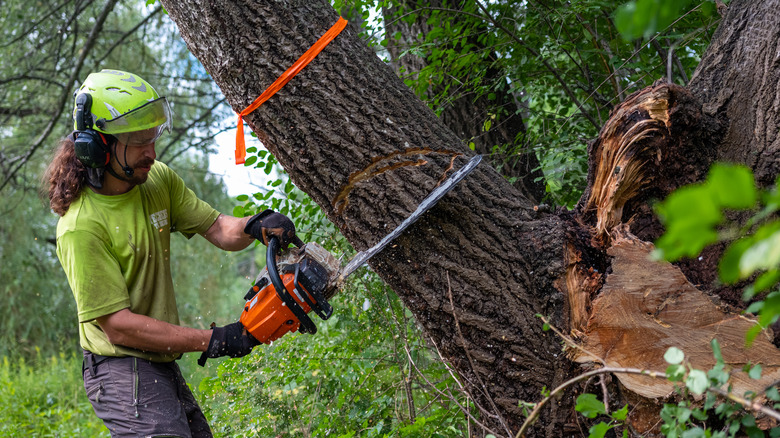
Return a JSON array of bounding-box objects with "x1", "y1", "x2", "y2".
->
[
  {"x1": 197, "y1": 322, "x2": 259, "y2": 366},
  {"x1": 244, "y1": 209, "x2": 303, "y2": 248}
]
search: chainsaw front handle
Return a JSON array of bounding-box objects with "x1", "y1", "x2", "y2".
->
[{"x1": 266, "y1": 236, "x2": 317, "y2": 334}]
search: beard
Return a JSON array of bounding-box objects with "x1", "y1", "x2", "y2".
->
[
  {"x1": 127, "y1": 171, "x2": 150, "y2": 185},
  {"x1": 109, "y1": 159, "x2": 154, "y2": 185}
]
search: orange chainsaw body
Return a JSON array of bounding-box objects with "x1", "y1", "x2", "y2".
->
[
  {"x1": 240, "y1": 272, "x2": 312, "y2": 344},
  {"x1": 240, "y1": 244, "x2": 333, "y2": 344}
]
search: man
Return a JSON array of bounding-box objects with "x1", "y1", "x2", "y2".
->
[{"x1": 44, "y1": 69, "x2": 297, "y2": 437}]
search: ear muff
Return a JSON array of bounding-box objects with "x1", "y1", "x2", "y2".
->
[{"x1": 73, "y1": 93, "x2": 111, "y2": 168}]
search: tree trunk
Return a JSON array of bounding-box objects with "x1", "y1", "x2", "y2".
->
[
  {"x1": 689, "y1": 0, "x2": 780, "y2": 187},
  {"x1": 160, "y1": 0, "x2": 779, "y2": 435}
]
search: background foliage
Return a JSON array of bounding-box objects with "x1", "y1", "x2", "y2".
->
[{"x1": 0, "y1": 0, "x2": 746, "y2": 436}]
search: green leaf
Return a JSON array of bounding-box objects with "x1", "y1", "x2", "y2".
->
[
  {"x1": 686, "y1": 369, "x2": 708, "y2": 395},
  {"x1": 655, "y1": 185, "x2": 721, "y2": 260},
  {"x1": 588, "y1": 421, "x2": 612, "y2": 438},
  {"x1": 244, "y1": 156, "x2": 257, "y2": 166},
  {"x1": 748, "y1": 292, "x2": 780, "y2": 345},
  {"x1": 746, "y1": 324, "x2": 764, "y2": 346},
  {"x1": 710, "y1": 338, "x2": 723, "y2": 364},
  {"x1": 707, "y1": 366, "x2": 729, "y2": 387},
  {"x1": 612, "y1": 404, "x2": 629, "y2": 421},
  {"x1": 699, "y1": 0, "x2": 716, "y2": 16},
  {"x1": 739, "y1": 230, "x2": 780, "y2": 278},
  {"x1": 751, "y1": 270, "x2": 780, "y2": 295},
  {"x1": 664, "y1": 347, "x2": 685, "y2": 365},
  {"x1": 666, "y1": 364, "x2": 686, "y2": 382},
  {"x1": 709, "y1": 163, "x2": 757, "y2": 210},
  {"x1": 719, "y1": 238, "x2": 754, "y2": 283},
  {"x1": 748, "y1": 363, "x2": 763, "y2": 380},
  {"x1": 746, "y1": 301, "x2": 764, "y2": 314},
  {"x1": 614, "y1": 0, "x2": 694, "y2": 40},
  {"x1": 575, "y1": 393, "x2": 606, "y2": 419},
  {"x1": 681, "y1": 428, "x2": 706, "y2": 438},
  {"x1": 236, "y1": 194, "x2": 249, "y2": 202},
  {"x1": 690, "y1": 407, "x2": 708, "y2": 421}
]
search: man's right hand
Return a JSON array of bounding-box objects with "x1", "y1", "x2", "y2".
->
[{"x1": 198, "y1": 322, "x2": 259, "y2": 366}]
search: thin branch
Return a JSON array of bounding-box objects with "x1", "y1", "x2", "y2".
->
[
  {"x1": 0, "y1": 0, "x2": 120, "y2": 193},
  {"x1": 0, "y1": 0, "x2": 75, "y2": 48},
  {"x1": 650, "y1": 39, "x2": 689, "y2": 85},
  {"x1": 708, "y1": 387, "x2": 780, "y2": 423},
  {"x1": 599, "y1": 374, "x2": 610, "y2": 415},
  {"x1": 159, "y1": 97, "x2": 227, "y2": 161},
  {"x1": 575, "y1": 13, "x2": 625, "y2": 101},
  {"x1": 538, "y1": 315, "x2": 604, "y2": 366},
  {"x1": 445, "y1": 271, "x2": 512, "y2": 437},
  {"x1": 473, "y1": 0, "x2": 600, "y2": 130},
  {"x1": 380, "y1": 282, "x2": 500, "y2": 436},
  {"x1": 515, "y1": 367, "x2": 667, "y2": 438},
  {"x1": 93, "y1": 6, "x2": 164, "y2": 67},
  {"x1": 555, "y1": 3, "x2": 709, "y2": 136}
]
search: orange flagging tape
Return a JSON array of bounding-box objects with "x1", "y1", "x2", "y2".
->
[{"x1": 235, "y1": 17, "x2": 348, "y2": 164}]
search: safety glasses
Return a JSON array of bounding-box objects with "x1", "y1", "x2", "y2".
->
[{"x1": 96, "y1": 97, "x2": 172, "y2": 145}]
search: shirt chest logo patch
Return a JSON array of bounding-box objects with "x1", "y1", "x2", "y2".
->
[{"x1": 150, "y1": 209, "x2": 169, "y2": 230}]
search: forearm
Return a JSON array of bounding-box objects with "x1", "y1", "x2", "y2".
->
[
  {"x1": 97, "y1": 308, "x2": 211, "y2": 354},
  {"x1": 201, "y1": 214, "x2": 254, "y2": 251}
]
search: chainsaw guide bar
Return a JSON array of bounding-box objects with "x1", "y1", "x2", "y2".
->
[
  {"x1": 334, "y1": 154, "x2": 482, "y2": 286},
  {"x1": 239, "y1": 154, "x2": 481, "y2": 343}
]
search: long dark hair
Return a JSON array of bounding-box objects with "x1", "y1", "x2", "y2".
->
[{"x1": 43, "y1": 134, "x2": 87, "y2": 216}]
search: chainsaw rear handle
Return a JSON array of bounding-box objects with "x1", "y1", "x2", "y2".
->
[{"x1": 266, "y1": 236, "x2": 317, "y2": 334}]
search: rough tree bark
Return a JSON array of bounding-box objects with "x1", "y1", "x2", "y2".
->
[{"x1": 160, "y1": 0, "x2": 779, "y2": 436}]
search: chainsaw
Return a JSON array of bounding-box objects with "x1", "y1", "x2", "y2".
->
[{"x1": 239, "y1": 154, "x2": 481, "y2": 344}]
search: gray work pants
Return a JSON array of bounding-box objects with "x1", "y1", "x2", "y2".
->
[{"x1": 82, "y1": 350, "x2": 213, "y2": 438}]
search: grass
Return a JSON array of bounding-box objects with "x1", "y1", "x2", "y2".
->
[
  {"x1": 0, "y1": 349, "x2": 109, "y2": 437},
  {"x1": 0, "y1": 349, "x2": 221, "y2": 437}
]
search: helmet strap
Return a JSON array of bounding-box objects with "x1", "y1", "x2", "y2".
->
[
  {"x1": 105, "y1": 165, "x2": 131, "y2": 183},
  {"x1": 107, "y1": 141, "x2": 133, "y2": 182},
  {"x1": 122, "y1": 143, "x2": 134, "y2": 177}
]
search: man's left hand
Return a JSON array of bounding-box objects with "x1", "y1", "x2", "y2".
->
[{"x1": 244, "y1": 209, "x2": 303, "y2": 248}]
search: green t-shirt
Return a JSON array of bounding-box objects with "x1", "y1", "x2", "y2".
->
[{"x1": 56, "y1": 162, "x2": 220, "y2": 362}]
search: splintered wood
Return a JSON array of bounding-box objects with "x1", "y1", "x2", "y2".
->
[
  {"x1": 582, "y1": 83, "x2": 671, "y2": 239},
  {"x1": 575, "y1": 228, "x2": 780, "y2": 399}
]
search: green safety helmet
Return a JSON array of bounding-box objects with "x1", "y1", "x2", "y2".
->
[{"x1": 73, "y1": 69, "x2": 171, "y2": 145}]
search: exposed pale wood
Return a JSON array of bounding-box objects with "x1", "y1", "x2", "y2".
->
[
  {"x1": 581, "y1": 83, "x2": 671, "y2": 239},
  {"x1": 562, "y1": 242, "x2": 602, "y2": 336},
  {"x1": 575, "y1": 226, "x2": 780, "y2": 400}
]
